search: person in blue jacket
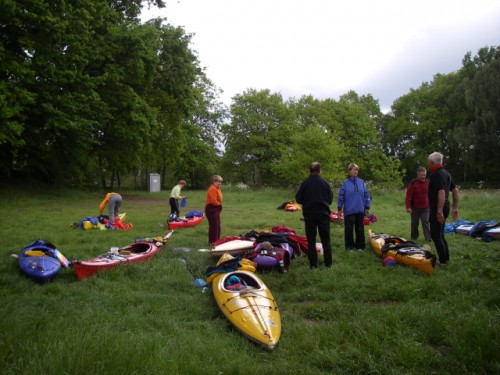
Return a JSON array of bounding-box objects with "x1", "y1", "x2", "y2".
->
[{"x1": 337, "y1": 163, "x2": 371, "y2": 250}]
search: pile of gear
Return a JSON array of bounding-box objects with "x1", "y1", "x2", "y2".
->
[{"x1": 70, "y1": 215, "x2": 133, "y2": 230}]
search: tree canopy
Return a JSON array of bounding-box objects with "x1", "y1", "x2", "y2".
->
[{"x1": 1, "y1": 1, "x2": 498, "y2": 188}]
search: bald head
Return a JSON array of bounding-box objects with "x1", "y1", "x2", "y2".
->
[{"x1": 310, "y1": 162, "x2": 321, "y2": 174}]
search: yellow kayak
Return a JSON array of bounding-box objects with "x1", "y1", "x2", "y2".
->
[
  {"x1": 212, "y1": 270, "x2": 281, "y2": 351},
  {"x1": 368, "y1": 230, "x2": 436, "y2": 274}
]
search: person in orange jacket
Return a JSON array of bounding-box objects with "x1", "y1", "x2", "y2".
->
[
  {"x1": 98, "y1": 192, "x2": 122, "y2": 224},
  {"x1": 205, "y1": 175, "x2": 223, "y2": 247}
]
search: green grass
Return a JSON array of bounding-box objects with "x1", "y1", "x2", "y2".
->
[{"x1": 0, "y1": 184, "x2": 499, "y2": 374}]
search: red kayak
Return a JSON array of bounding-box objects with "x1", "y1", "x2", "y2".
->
[
  {"x1": 168, "y1": 215, "x2": 204, "y2": 230},
  {"x1": 73, "y1": 231, "x2": 173, "y2": 280}
]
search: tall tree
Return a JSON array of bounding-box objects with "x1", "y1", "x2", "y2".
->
[
  {"x1": 223, "y1": 89, "x2": 292, "y2": 187},
  {"x1": 175, "y1": 75, "x2": 226, "y2": 188},
  {"x1": 272, "y1": 124, "x2": 346, "y2": 186},
  {"x1": 463, "y1": 47, "x2": 500, "y2": 182},
  {"x1": 143, "y1": 20, "x2": 203, "y2": 188}
]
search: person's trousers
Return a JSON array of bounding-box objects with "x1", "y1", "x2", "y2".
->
[
  {"x1": 410, "y1": 208, "x2": 431, "y2": 241},
  {"x1": 169, "y1": 197, "x2": 180, "y2": 216},
  {"x1": 303, "y1": 213, "x2": 332, "y2": 268},
  {"x1": 108, "y1": 194, "x2": 122, "y2": 223},
  {"x1": 344, "y1": 213, "x2": 365, "y2": 249},
  {"x1": 429, "y1": 206, "x2": 450, "y2": 264},
  {"x1": 205, "y1": 204, "x2": 222, "y2": 244}
]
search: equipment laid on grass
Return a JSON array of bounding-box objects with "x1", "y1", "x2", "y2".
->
[
  {"x1": 73, "y1": 231, "x2": 173, "y2": 280},
  {"x1": 71, "y1": 213, "x2": 131, "y2": 230},
  {"x1": 211, "y1": 239, "x2": 255, "y2": 259},
  {"x1": 18, "y1": 240, "x2": 69, "y2": 283},
  {"x1": 209, "y1": 254, "x2": 281, "y2": 351},
  {"x1": 178, "y1": 256, "x2": 208, "y2": 289},
  {"x1": 368, "y1": 229, "x2": 436, "y2": 274},
  {"x1": 245, "y1": 241, "x2": 293, "y2": 272},
  {"x1": 330, "y1": 211, "x2": 377, "y2": 225},
  {"x1": 454, "y1": 221, "x2": 500, "y2": 242}
]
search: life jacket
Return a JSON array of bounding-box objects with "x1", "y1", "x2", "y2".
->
[
  {"x1": 205, "y1": 257, "x2": 256, "y2": 283},
  {"x1": 245, "y1": 242, "x2": 290, "y2": 272},
  {"x1": 225, "y1": 275, "x2": 248, "y2": 290},
  {"x1": 284, "y1": 203, "x2": 302, "y2": 211},
  {"x1": 110, "y1": 216, "x2": 133, "y2": 230},
  {"x1": 244, "y1": 230, "x2": 301, "y2": 257},
  {"x1": 277, "y1": 200, "x2": 295, "y2": 209}
]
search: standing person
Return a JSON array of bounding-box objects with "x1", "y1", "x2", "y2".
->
[
  {"x1": 295, "y1": 162, "x2": 333, "y2": 269},
  {"x1": 98, "y1": 192, "x2": 122, "y2": 224},
  {"x1": 337, "y1": 163, "x2": 371, "y2": 251},
  {"x1": 169, "y1": 180, "x2": 186, "y2": 220},
  {"x1": 405, "y1": 167, "x2": 432, "y2": 242},
  {"x1": 205, "y1": 175, "x2": 223, "y2": 247},
  {"x1": 427, "y1": 152, "x2": 459, "y2": 267}
]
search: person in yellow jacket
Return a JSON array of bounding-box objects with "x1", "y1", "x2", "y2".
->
[
  {"x1": 99, "y1": 192, "x2": 122, "y2": 224},
  {"x1": 169, "y1": 180, "x2": 186, "y2": 220}
]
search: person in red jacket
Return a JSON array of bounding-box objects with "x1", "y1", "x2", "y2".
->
[{"x1": 405, "y1": 167, "x2": 431, "y2": 241}]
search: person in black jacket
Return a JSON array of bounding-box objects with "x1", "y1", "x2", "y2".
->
[
  {"x1": 295, "y1": 162, "x2": 334, "y2": 269},
  {"x1": 427, "y1": 152, "x2": 459, "y2": 267}
]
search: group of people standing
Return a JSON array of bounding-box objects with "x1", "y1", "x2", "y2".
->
[
  {"x1": 406, "y1": 152, "x2": 459, "y2": 267},
  {"x1": 296, "y1": 152, "x2": 459, "y2": 269},
  {"x1": 106, "y1": 151, "x2": 458, "y2": 270}
]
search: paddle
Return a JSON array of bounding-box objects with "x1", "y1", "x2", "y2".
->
[{"x1": 177, "y1": 257, "x2": 208, "y2": 289}]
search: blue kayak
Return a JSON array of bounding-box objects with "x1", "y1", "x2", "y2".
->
[{"x1": 19, "y1": 240, "x2": 63, "y2": 283}]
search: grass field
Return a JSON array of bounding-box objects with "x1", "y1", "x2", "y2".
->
[{"x1": 0, "y1": 183, "x2": 499, "y2": 374}]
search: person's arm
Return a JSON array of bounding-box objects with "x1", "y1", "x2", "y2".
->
[
  {"x1": 99, "y1": 193, "x2": 110, "y2": 215},
  {"x1": 363, "y1": 183, "x2": 371, "y2": 213},
  {"x1": 451, "y1": 187, "x2": 459, "y2": 220},
  {"x1": 337, "y1": 183, "x2": 345, "y2": 212},
  {"x1": 405, "y1": 183, "x2": 413, "y2": 213},
  {"x1": 327, "y1": 185, "x2": 333, "y2": 205},
  {"x1": 436, "y1": 190, "x2": 445, "y2": 224},
  {"x1": 295, "y1": 183, "x2": 304, "y2": 205}
]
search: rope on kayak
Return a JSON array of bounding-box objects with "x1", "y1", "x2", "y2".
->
[{"x1": 245, "y1": 294, "x2": 272, "y2": 340}]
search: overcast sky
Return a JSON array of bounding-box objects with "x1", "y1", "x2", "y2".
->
[{"x1": 141, "y1": 0, "x2": 500, "y2": 111}]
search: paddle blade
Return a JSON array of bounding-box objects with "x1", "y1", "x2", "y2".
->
[
  {"x1": 56, "y1": 250, "x2": 70, "y2": 268},
  {"x1": 163, "y1": 230, "x2": 174, "y2": 241},
  {"x1": 47, "y1": 249, "x2": 70, "y2": 268},
  {"x1": 193, "y1": 278, "x2": 208, "y2": 288}
]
